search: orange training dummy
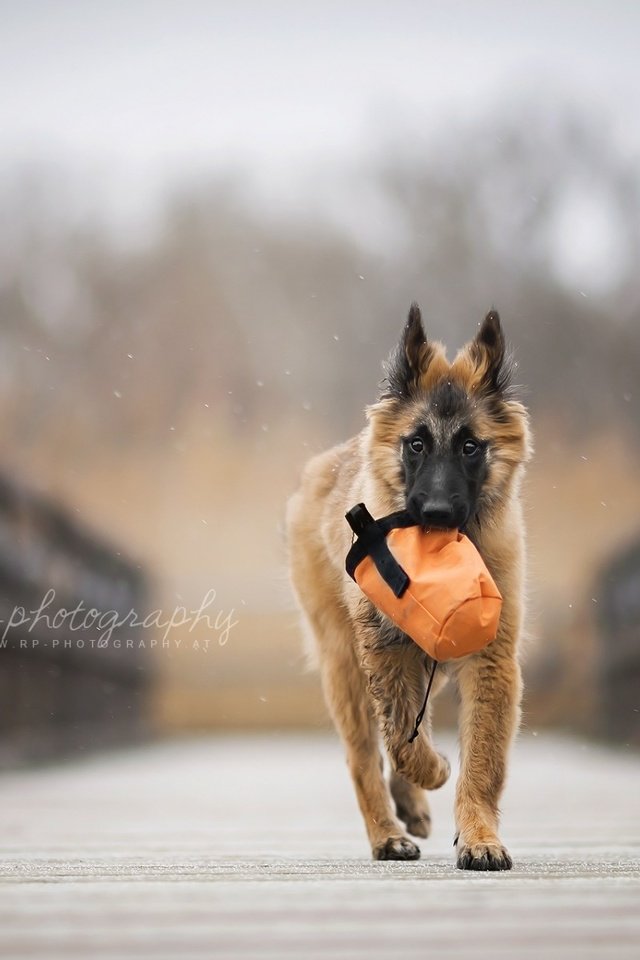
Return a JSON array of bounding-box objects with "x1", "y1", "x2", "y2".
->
[{"x1": 345, "y1": 503, "x2": 502, "y2": 661}]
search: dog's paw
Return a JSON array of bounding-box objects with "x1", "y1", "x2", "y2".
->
[
  {"x1": 429, "y1": 753, "x2": 451, "y2": 790},
  {"x1": 373, "y1": 836, "x2": 421, "y2": 861},
  {"x1": 391, "y1": 779, "x2": 432, "y2": 838},
  {"x1": 400, "y1": 809, "x2": 431, "y2": 839},
  {"x1": 456, "y1": 841, "x2": 513, "y2": 872},
  {"x1": 393, "y1": 743, "x2": 450, "y2": 791}
]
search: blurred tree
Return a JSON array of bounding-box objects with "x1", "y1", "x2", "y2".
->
[{"x1": 0, "y1": 107, "x2": 638, "y2": 460}]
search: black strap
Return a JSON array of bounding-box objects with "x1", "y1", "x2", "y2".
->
[
  {"x1": 408, "y1": 659, "x2": 438, "y2": 743},
  {"x1": 344, "y1": 502, "x2": 376, "y2": 537},
  {"x1": 345, "y1": 504, "x2": 413, "y2": 598}
]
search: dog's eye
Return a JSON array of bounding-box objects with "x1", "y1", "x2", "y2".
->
[
  {"x1": 409, "y1": 437, "x2": 424, "y2": 454},
  {"x1": 462, "y1": 439, "x2": 480, "y2": 457}
]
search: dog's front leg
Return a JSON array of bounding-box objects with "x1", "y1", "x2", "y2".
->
[
  {"x1": 358, "y1": 630, "x2": 450, "y2": 791},
  {"x1": 453, "y1": 648, "x2": 522, "y2": 871}
]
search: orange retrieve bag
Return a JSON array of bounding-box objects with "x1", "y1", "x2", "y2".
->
[{"x1": 345, "y1": 503, "x2": 502, "y2": 662}]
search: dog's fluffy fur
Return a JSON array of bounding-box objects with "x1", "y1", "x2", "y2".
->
[{"x1": 286, "y1": 305, "x2": 531, "y2": 869}]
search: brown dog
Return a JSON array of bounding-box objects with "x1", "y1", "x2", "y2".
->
[{"x1": 286, "y1": 305, "x2": 531, "y2": 869}]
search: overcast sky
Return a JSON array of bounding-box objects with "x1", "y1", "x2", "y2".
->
[{"x1": 1, "y1": 0, "x2": 640, "y2": 241}]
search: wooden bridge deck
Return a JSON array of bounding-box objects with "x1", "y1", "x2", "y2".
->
[{"x1": 0, "y1": 731, "x2": 638, "y2": 959}]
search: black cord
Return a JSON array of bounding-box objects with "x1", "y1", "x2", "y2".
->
[{"x1": 408, "y1": 659, "x2": 438, "y2": 743}]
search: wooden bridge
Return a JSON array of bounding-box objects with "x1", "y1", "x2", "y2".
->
[{"x1": 0, "y1": 730, "x2": 638, "y2": 958}]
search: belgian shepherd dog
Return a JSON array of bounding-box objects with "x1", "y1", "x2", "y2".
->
[{"x1": 286, "y1": 305, "x2": 531, "y2": 870}]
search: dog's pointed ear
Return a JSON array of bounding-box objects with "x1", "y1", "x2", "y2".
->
[
  {"x1": 470, "y1": 309, "x2": 512, "y2": 394},
  {"x1": 383, "y1": 303, "x2": 433, "y2": 399}
]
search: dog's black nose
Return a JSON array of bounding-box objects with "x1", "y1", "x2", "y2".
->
[{"x1": 416, "y1": 499, "x2": 458, "y2": 530}]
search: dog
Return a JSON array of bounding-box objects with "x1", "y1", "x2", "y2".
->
[{"x1": 286, "y1": 304, "x2": 531, "y2": 869}]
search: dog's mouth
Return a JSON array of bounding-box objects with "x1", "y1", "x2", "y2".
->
[
  {"x1": 407, "y1": 508, "x2": 470, "y2": 533},
  {"x1": 420, "y1": 522, "x2": 460, "y2": 533}
]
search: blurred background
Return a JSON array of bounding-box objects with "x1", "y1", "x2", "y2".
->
[{"x1": 0, "y1": 0, "x2": 639, "y2": 763}]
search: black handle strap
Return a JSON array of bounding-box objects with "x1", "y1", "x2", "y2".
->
[
  {"x1": 345, "y1": 503, "x2": 410, "y2": 598},
  {"x1": 344, "y1": 502, "x2": 375, "y2": 537}
]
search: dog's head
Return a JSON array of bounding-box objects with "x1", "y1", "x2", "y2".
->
[{"x1": 366, "y1": 304, "x2": 531, "y2": 529}]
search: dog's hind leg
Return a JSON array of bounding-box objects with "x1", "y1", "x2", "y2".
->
[
  {"x1": 313, "y1": 607, "x2": 421, "y2": 861},
  {"x1": 389, "y1": 771, "x2": 431, "y2": 838}
]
